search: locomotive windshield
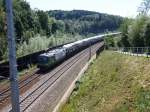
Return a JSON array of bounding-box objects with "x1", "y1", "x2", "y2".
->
[{"x1": 38, "y1": 56, "x2": 49, "y2": 64}]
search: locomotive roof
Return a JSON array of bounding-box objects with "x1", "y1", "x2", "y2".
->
[
  {"x1": 40, "y1": 48, "x2": 65, "y2": 57},
  {"x1": 63, "y1": 42, "x2": 76, "y2": 48}
]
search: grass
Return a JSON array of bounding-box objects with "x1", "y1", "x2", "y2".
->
[{"x1": 60, "y1": 51, "x2": 150, "y2": 112}]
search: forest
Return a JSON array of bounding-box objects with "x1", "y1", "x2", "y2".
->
[
  {"x1": 48, "y1": 10, "x2": 122, "y2": 35},
  {"x1": 0, "y1": 0, "x2": 123, "y2": 61}
]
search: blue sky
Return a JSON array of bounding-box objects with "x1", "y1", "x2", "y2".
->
[{"x1": 26, "y1": 0, "x2": 142, "y2": 17}]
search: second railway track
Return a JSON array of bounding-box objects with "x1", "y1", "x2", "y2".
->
[{"x1": 0, "y1": 69, "x2": 40, "y2": 104}]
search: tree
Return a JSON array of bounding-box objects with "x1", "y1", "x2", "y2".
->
[
  {"x1": 13, "y1": 0, "x2": 36, "y2": 42},
  {"x1": 142, "y1": 20, "x2": 150, "y2": 46},
  {"x1": 0, "y1": 1, "x2": 7, "y2": 60},
  {"x1": 138, "y1": 0, "x2": 150, "y2": 15},
  {"x1": 119, "y1": 19, "x2": 131, "y2": 47},
  {"x1": 128, "y1": 16, "x2": 147, "y2": 47},
  {"x1": 48, "y1": 10, "x2": 123, "y2": 35},
  {"x1": 36, "y1": 10, "x2": 50, "y2": 36}
]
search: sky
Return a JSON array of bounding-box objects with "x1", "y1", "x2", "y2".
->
[{"x1": 26, "y1": 0, "x2": 142, "y2": 17}]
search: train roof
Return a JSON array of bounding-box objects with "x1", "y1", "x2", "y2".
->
[
  {"x1": 63, "y1": 35, "x2": 102, "y2": 48},
  {"x1": 63, "y1": 32, "x2": 121, "y2": 48},
  {"x1": 63, "y1": 42, "x2": 76, "y2": 48},
  {"x1": 39, "y1": 48, "x2": 65, "y2": 57}
]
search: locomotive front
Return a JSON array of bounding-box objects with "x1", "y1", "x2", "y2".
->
[{"x1": 37, "y1": 48, "x2": 66, "y2": 70}]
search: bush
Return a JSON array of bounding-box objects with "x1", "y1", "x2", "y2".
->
[{"x1": 16, "y1": 33, "x2": 83, "y2": 57}]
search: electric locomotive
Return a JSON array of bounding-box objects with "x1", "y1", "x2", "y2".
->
[{"x1": 37, "y1": 48, "x2": 66, "y2": 69}]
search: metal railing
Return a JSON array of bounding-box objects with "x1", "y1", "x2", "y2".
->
[{"x1": 109, "y1": 47, "x2": 150, "y2": 57}]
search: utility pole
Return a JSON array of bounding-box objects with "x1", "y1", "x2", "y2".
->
[{"x1": 5, "y1": 0, "x2": 20, "y2": 112}]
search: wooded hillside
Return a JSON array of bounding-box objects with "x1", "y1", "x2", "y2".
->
[{"x1": 48, "y1": 10, "x2": 123, "y2": 35}]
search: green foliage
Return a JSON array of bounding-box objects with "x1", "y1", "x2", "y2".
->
[
  {"x1": 105, "y1": 36, "x2": 115, "y2": 48},
  {"x1": 119, "y1": 15, "x2": 150, "y2": 47},
  {"x1": 15, "y1": 33, "x2": 82, "y2": 58},
  {"x1": 128, "y1": 16, "x2": 147, "y2": 47},
  {"x1": 36, "y1": 10, "x2": 51, "y2": 36},
  {"x1": 119, "y1": 19, "x2": 131, "y2": 47},
  {"x1": 104, "y1": 35, "x2": 123, "y2": 49},
  {"x1": 48, "y1": 10, "x2": 123, "y2": 35},
  {"x1": 135, "y1": 88, "x2": 150, "y2": 112},
  {"x1": 16, "y1": 36, "x2": 52, "y2": 57},
  {"x1": 0, "y1": 0, "x2": 6, "y2": 60},
  {"x1": 13, "y1": 0, "x2": 35, "y2": 40},
  {"x1": 142, "y1": 20, "x2": 150, "y2": 46}
]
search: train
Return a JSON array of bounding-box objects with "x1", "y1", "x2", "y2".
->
[{"x1": 37, "y1": 32, "x2": 121, "y2": 69}]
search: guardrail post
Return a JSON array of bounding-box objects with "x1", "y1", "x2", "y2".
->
[
  {"x1": 147, "y1": 47, "x2": 149, "y2": 58},
  {"x1": 89, "y1": 43, "x2": 91, "y2": 60},
  {"x1": 6, "y1": 0, "x2": 20, "y2": 111},
  {"x1": 142, "y1": 47, "x2": 144, "y2": 54},
  {"x1": 136, "y1": 48, "x2": 138, "y2": 56},
  {"x1": 130, "y1": 47, "x2": 131, "y2": 56}
]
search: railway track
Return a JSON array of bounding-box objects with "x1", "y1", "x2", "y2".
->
[
  {"x1": 0, "y1": 42, "x2": 104, "y2": 112},
  {"x1": 0, "y1": 69, "x2": 39, "y2": 103}
]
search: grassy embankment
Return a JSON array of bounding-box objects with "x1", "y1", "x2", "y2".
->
[{"x1": 60, "y1": 51, "x2": 150, "y2": 112}]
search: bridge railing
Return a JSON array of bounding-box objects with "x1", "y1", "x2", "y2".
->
[{"x1": 108, "y1": 47, "x2": 150, "y2": 57}]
